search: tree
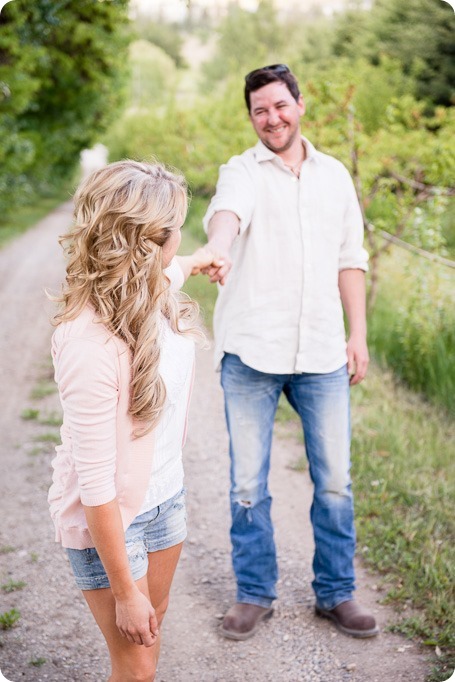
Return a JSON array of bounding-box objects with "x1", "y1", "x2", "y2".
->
[
  {"x1": 331, "y1": 6, "x2": 375, "y2": 63},
  {"x1": 0, "y1": 0, "x2": 130, "y2": 216},
  {"x1": 369, "y1": 0, "x2": 455, "y2": 106},
  {"x1": 129, "y1": 40, "x2": 177, "y2": 109},
  {"x1": 134, "y1": 18, "x2": 186, "y2": 68},
  {"x1": 201, "y1": 0, "x2": 287, "y2": 91}
]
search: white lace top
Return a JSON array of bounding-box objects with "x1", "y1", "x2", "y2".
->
[{"x1": 138, "y1": 316, "x2": 195, "y2": 515}]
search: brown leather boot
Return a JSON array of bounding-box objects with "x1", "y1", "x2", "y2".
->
[
  {"x1": 220, "y1": 603, "x2": 274, "y2": 640},
  {"x1": 315, "y1": 600, "x2": 379, "y2": 638}
]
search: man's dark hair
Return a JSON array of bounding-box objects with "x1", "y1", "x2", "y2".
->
[{"x1": 244, "y1": 64, "x2": 300, "y2": 113}]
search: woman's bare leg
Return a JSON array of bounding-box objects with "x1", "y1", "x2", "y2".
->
[
  {"x1": 146, "y1": 542, "x2": 183, "y2": 665},
  {"x1": 82, "y1": 542, "x2": 183, "y2": 682}
]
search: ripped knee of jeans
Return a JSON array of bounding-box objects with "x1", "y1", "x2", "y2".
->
[
  {"x1": 232, "y1": 490, "x2": 258, "y2": 508},
  {"x1": 238, "y1": 498, "x2": 252, "y2": 507},
  {"x1": 231, "y1": 478, "x2": 269, "y2": 510}
]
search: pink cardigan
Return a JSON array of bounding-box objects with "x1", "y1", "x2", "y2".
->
[{"x1": 48, "y1": 306, "x2": 190, "y2": 550}]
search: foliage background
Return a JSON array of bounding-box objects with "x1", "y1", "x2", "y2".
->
[{"x1": 0, "y1": 0, "x2": 130, "y2": 216}]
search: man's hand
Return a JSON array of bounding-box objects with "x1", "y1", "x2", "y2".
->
[
  {"x1": 346, "y1": 334, "x2": 369, "y2": 385},
  {"x1": 115, "y1": 588, "x2": 159, "y2": 647}
]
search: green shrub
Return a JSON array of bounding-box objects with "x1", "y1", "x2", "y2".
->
[{"x1": 0, "y1": 0, "x2": 130, "y2": 218}]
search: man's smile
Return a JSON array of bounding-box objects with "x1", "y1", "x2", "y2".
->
[{"x1": 267, "y1": 125, "x2": 287, "y2": 133}]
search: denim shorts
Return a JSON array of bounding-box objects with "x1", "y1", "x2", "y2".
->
[{"x1": 66, "y1": 488, "x2": 187, "y2": 590}]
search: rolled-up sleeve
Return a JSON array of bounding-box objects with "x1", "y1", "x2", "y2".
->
[
  {"x1": 203, "y1": 156, "x2": 255, "y2": 235},
  {"x1": 339, "y1": 173, "x2": 369, "y2": 272},
  {"x1": 56, "y1": 338, "x2": 119, "y2": 507}
]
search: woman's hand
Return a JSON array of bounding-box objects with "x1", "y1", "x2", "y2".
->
[
  {"x1": 82, "y1": 502, "x2": 158, "y2": 647},
  {"x1": 115, "y1": 587, "x2": 159, "y2": 647},
  {"x1": 189, "y1": 246, "x2": 225, "y2": 276}
]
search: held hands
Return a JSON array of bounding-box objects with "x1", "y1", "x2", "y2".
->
[
  {"x1": 347, "y1": 334, "x2": 369, "y2": 385},
  {"x1": 115, "y1": 587, "x2": 159, "y2": 647},
  {"x1": 203, "y1": 254, "x2": 232, "y2": 285},
  {"x1": 189, "y1": 246, "x2": 226, "y2": 277},
  {"x1": 195, "y1": 244, "x2": 232, "y2": 284}
]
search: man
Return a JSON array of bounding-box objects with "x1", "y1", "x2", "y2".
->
[{"x1": 203, "y1": 64, "x2": 378, "y2": 641}]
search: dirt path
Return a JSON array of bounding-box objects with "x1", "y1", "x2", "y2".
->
[{"x1": 0, "y1": 203, "x2": 429, "y2": 681}]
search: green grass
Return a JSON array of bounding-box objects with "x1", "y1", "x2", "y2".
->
[
  {"x1": 0, "y1": 609, "x2": 20, "y2": 630},
  {"x1": 29, "y1": 381, "x2": 57, "y2": 400},
  {"x1": 33, "y1": 432, "x2": 61, "y2": 445},
  {"x1": 38, "y1": 410, "x2": 63, "y2": 427},
  {"x1": 427, "y1": 653, "x2": 455, "y2": 682},
  {"x1": 20, "y1": 408, "x2": 40, "y2": 421},
  {"x1": 21, "y1": 408, "x2": 62, "y2": 427},
  {"x1": 1, "y1": 580, "x2": 26, "y2": 593},
  {"x1": 0, "y1": 186, "x2": 73, "y2": 249},
  {"x1": 27, "y1": 446, "x2": 45, "y2": 457},
  {"x1": 29, "y1": 658, "x2": 47, "y2": 667},
  {"x1": 275, "y1": 394, "x2": 300, "y2": 425},
  {"x1": 351, "y1": 366, "x2": 454, "y2": 677}
]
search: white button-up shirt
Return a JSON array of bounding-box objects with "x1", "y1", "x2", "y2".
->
[{"x1": 203, "y1": 136, "x2": 369, "y2": 374}]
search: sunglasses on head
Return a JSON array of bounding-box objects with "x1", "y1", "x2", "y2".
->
[{"x1": 245, "y1": 64, "x2": 290, "y2": 83}]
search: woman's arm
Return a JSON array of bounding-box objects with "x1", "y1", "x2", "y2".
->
[
  {"x1": 57, "y1": 336, "x2": 157, "y2": 645},
  {"x1": 83, "y1": 501, "x2": 159, "y2": 647}
]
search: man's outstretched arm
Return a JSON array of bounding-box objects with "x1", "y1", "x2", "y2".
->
[{"x1": 205, "y1": 210, "x2": 240, "y2": 285}]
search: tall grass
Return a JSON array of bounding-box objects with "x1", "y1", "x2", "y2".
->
[
  {"x1": 351, "y1": 368, "x2": 454, "y2": 680},
  {"x1": 351, "y1": 369, "x2": 454, "y2": 629},
  {"x1": 368, "y1": 248, "x2": 454, "y2": 415}
]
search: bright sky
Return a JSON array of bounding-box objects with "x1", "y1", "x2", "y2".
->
[{"x1": 130, "y1": 0, "x2": 351, "y2": 21}]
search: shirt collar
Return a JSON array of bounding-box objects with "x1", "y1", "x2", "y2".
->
[{"x1": 253, "y1": 135, "x2": 320, "y2": 164}]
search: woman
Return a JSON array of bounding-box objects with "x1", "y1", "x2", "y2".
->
[{"x1": 48, "y1": 160, "x2": 219, "y2": 681}]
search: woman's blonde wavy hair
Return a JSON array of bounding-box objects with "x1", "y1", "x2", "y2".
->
[{"x1": 53, "y1": 159, "x2": 202, "y2": 436}]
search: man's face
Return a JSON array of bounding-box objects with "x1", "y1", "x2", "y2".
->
[{"x1": 249, "y1": 81, "x2": 305, "y2": 155}]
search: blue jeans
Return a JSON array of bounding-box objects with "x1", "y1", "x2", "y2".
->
[
  {"x1": 66, "y1": 488, "x2": 187, "y2": 590},
  {"x1": 220, "y1": 353, "x2": 356, "y2": 611}
]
